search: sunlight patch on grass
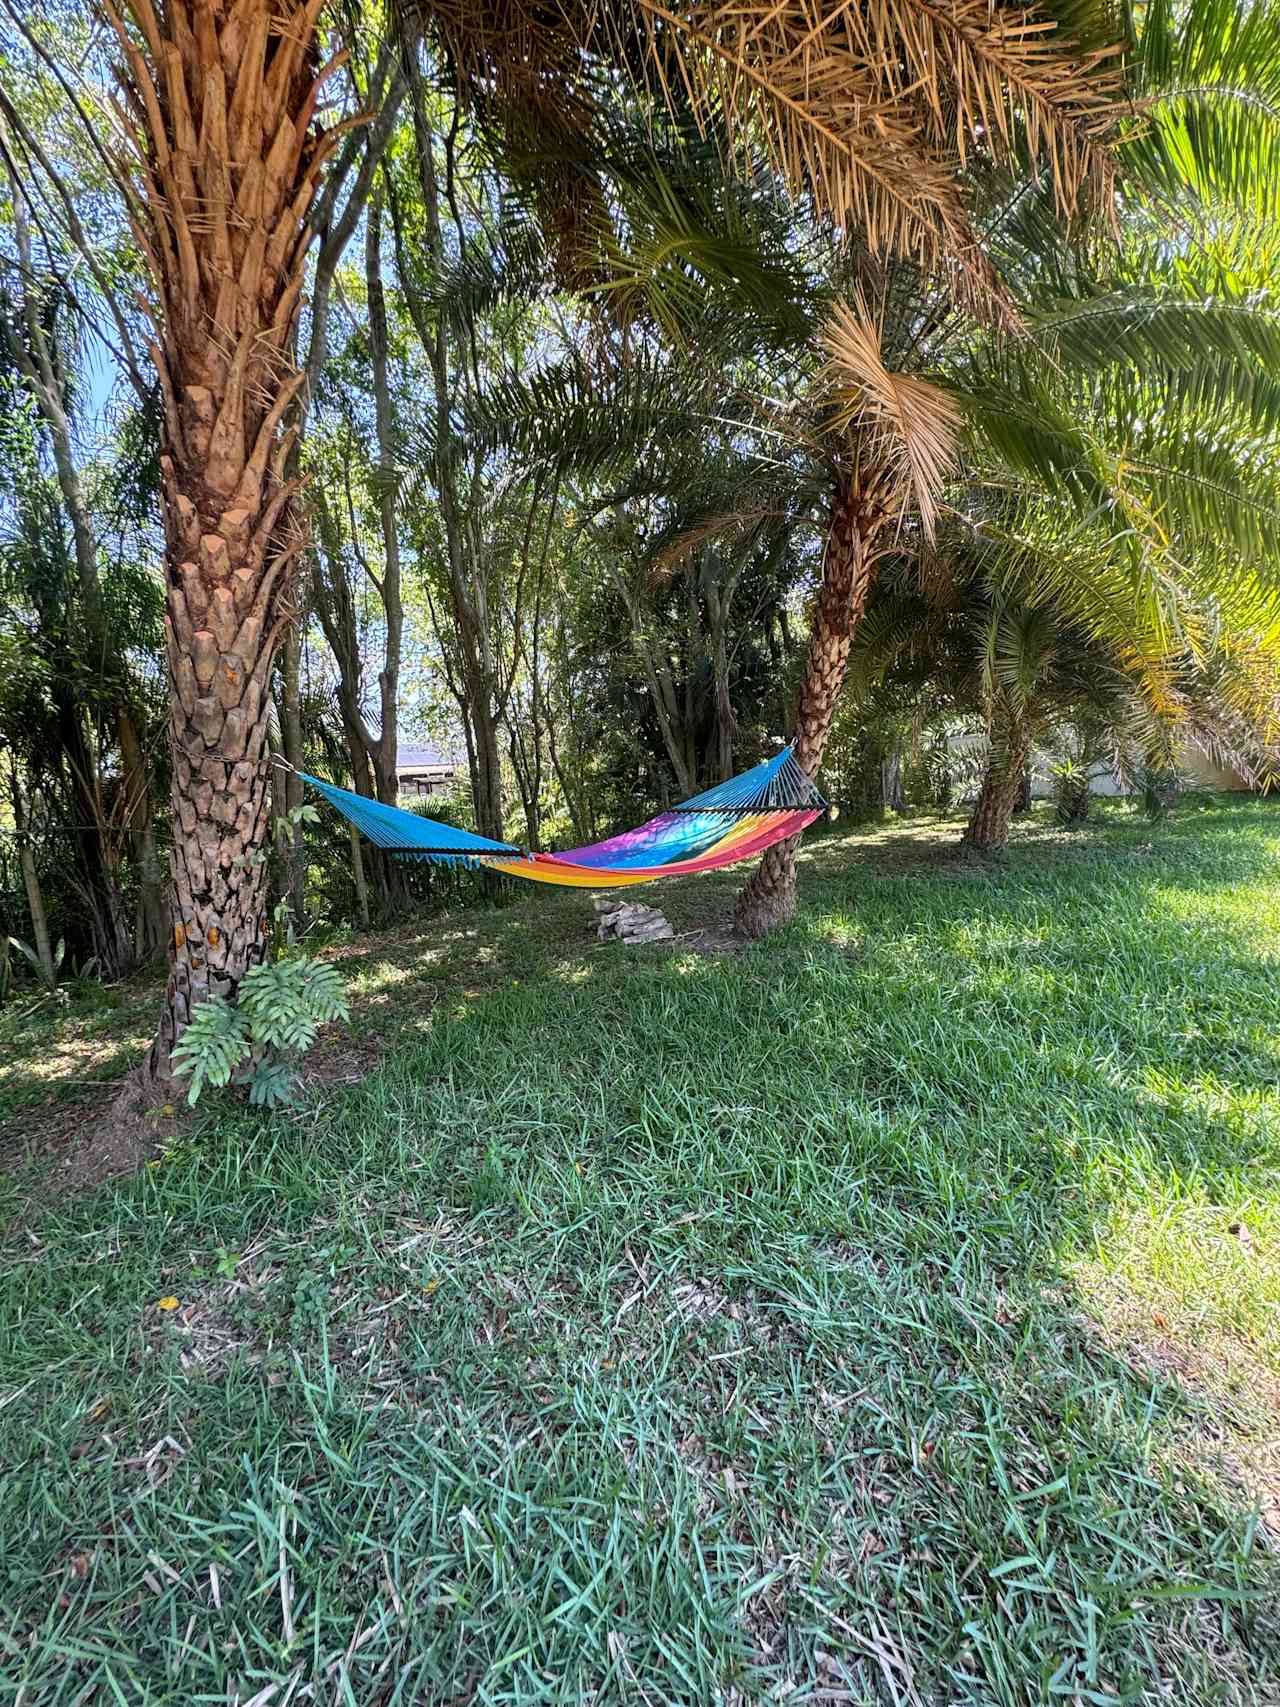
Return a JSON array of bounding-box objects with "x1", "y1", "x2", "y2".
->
[
  {"x1": 346, "y1": 954, "x2": 443, "y2": 994},
  {"x1": 1070, "y1": 1195, "x2": 1280, "y2": 1524},
  {"x1": 803, "y1": 908, "x2": 864, "y2": 950},
  {"x1": 668, "y1": 952, "x2": 706, "y2": 975},
  {"x1": 549, "y1": 959, "x2": 595, "y2": 985},
  {"x1": 1074, "y1": 1196, "x2": 1280, "y2": 1356}
]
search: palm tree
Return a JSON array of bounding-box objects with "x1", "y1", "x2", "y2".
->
[
  {"x1": 730, "y1": 291, "x2": 964, "y2": 928},
  {"x1": 478, "y1": 89, "x2": 1280, "y2": 917},
  {"x1": 93, "y1": 0, "x2": 1123, "y2": 1072},
  {"x1": 91, "y1": 0, "x2": 363, "y2": 1075},
  {"x1": 837, "y1": 540, "x2": 1280, "y2": 853},
  {"x1": 741, "y1": 164, "x2": 1280, "y2": 911},
  {"x1": 733, "y1": 0, "x2": 1280, "y2": 924},
  {"x1": 960, "y1": 600, "x2": 1133, "y2": 852},
  {"x1": 963, "y1": 599, "x2": 1279, "y2": 849}
]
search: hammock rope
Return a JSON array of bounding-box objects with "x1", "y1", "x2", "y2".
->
[{"x1": 300, "y1": 746, "x2": 825, "y2": 890}]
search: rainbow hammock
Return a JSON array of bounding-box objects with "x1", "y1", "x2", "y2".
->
[{"x1": 301, "y1": 746, "x2": 825, "y2": 889}]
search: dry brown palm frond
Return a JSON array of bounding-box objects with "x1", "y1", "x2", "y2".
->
[
  {"x1": 648, "y1": 505, "x2": 784, "y2": 581},
  {"x1": 406, "y1": 0, "x2": 1125, "y2": 315},
  {"x1": 625, "y1": 0, "x2": 1125, "y2": 309},
  {"x1": 624, "y1": 0, "x2": 1001, "y2": 308},
  {"x1": 820, "y1": 294, "x2": 961, "y2": 539},
  {"x1": 824, "y1": 0, "x2": 1124, "y2": 197}
]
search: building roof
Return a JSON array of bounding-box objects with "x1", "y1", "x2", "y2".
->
[{"x1": 396, "y1": 743, "x2": 460, "y2": 772}]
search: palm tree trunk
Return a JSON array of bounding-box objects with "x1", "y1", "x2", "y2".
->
[
  {"x1": 106, "y1": 0, "x2": 345, "y2": 1082},
  {"x1": 1057, "y1": 772, "x2": 1091, "y2": 823},
  {"x1": 735, "y1": 485, "x2": 881, "y2": 937},
  {"x1": 963, "y1": 729, "x2": 1032, "y2": 853}
]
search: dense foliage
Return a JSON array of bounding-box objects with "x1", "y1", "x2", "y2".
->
[{"x1": 1, "y1": 0, "x2": 1278, "y2": 1015}]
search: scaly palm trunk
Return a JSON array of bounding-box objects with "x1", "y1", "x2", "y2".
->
[
  {"x1": 105, "y1": 0, "x2": 344, "y2": 1081},
  {"x1": 962, "y1": 727, "x2": 1032, "y2": 853},
  {"x1": 734, "y1": 484, "x2": 883, "y2": 937},
  {"x1": 1057, "y1": 771, "x2": 1091, "y2": 824}
]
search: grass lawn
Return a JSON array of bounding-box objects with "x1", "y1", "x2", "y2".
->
[{"x1": 2, "y1": 800, "x2": 1279, "y2": 1705}]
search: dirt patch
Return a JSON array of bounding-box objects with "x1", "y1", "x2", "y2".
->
[
  {"x1": 675, "y1": 923, "x2": 743, "y2": 957},
  {"x1": 3, "y1": 1023, "x2": 386, "y2": 1220},
  {"x1": 2, "y1": 1076, "x2": 182, "y2": 1230},
  {"x1": 301, "y1": 1029, "x2": 385, "y2": 1092}
]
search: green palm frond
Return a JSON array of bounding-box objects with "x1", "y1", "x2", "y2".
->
[
  {"x1": 464, "y1": 352, "x2": 712, "y2": 481},
  {"x1": 584, "y1": 151, "x2": 819, "y2": 350},
  {"x1": 1125, "y1": 0, "x2": 1280, "y2": 216},
  {"x1": 407, "y1": 209, "x2": 551, "y2": 333},
  {"x1": 1028, "y1": 284, "x2": 1280, "y2": 399}
]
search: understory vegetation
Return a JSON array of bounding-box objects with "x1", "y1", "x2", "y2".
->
[{"x1": 3, "y1": 800, "x2": 1278, "y2": 1703}]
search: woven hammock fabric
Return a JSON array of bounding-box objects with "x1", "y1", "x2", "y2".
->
[{"x1": 301, "y1": 748, "x2": 824, "y2": 889}]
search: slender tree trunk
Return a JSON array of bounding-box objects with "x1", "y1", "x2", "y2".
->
[
  {"x1": 365, "y1": 189, "x2": 404, "y2": 811},
  {"x1": 546, "y1": 711, "x2": 593, "y2": 844},
  {"x1": 136, "y1": 821, "x2": 163, "y2": 955},
  {"x1": 509, "y1": 726, "x2": 541, "y2": 849},
  {"x1": 711, "y1": 628, "x2": 737, "y2": 784},
  {"x1": 118, "y1": 706, "x2": 167, "y2": 958},
  {"x1": 309, "y1": 510, "x2": 401, "y2": 913},
  {"x1": 52, "y1": 691, "x2": 133, "y2": 977},
  {"x1": 106, "y1": 0, "x2": 345, "y2": 1082},
  {"x1": 348, "y1": 822, "x2": 371, "y2": 930},
  {"x1": 281, "y1": 625, "x2": 307, "y2": 925},
  {"x1": 962, "y1": 728, "x2": 1032, "y2": 853},
  {"x1": 735, "y1": 484, "x2": 882, "y2": 937},
  {"x1": 881, "y1": 748, "x2": 905, "y2": 813},
  {"x1": 4, "y1": 175, "x2": 134, "y2": 976},
  {"x1": 9, "y1": 767, "x2": 57, "y2": 990},
  {"x1": 470, "y1": 700, "x2": 506, "y2": 844}
]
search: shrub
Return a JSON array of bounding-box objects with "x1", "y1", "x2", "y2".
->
[
  {"x1": 1051, "y1": 757, "x2": 1091, "y2": 825},
  {"x1": 170, "y1": 956, "x2": 349, "y2": 1108}
]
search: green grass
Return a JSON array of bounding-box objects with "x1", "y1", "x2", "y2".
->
[{"x1": 2, "y1": 800, "x2": 1280, "y2": 1704}]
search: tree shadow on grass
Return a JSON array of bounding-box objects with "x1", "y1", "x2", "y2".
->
[
  {"x1": 3, "y1": 800, "x2": 1279, "y2": 1701},
  {"x1": 311, "y1": 799, "x2": 1280, "y2": 1691}
]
